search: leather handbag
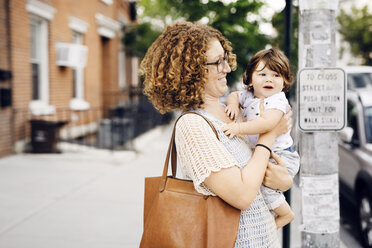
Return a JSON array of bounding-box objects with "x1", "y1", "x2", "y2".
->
[{"x1": 140, "y1": 112, "x2": 241, "y2": 248}]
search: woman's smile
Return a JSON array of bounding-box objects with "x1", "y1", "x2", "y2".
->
[{"x1": 219, "y1": 76, "x2": 227, "y2": 83}]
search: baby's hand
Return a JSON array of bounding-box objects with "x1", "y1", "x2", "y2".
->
[
  {"x1": 225, "y1": 104, "x2": 239, "y2": 120},
  {"x1": 222, "y1": 122, "x2": 240, "y2": 139}
]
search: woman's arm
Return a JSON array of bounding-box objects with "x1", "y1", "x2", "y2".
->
[
  {"x1": 204, "y1": 131, "x2": 275, "y2": 210},
  {"x1": 204, "y1": 112, "x2": 291, "y2": 210}
]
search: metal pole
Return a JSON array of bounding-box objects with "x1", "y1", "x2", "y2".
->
[
  {"x1": 284, "y1": 0, "x2": 293, "y2": 59},
  {"x1": 283, "y1": 1, "x2": 292, "y2": 247},
  {"x1": 298, "y1": 0, "x2": 340, "y2": 247}
]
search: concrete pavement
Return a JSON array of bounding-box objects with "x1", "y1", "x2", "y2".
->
[
  {"x1": 0, "y1": 123, "x2": 171, "y2": 248},
  {"x1": 0, "y1": 121, "x2": 360, "y2": 247}
]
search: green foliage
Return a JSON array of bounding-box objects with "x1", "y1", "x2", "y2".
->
[
  {"x1": 122, "y1": 23, "x2": 162, "y2": 58},
  {"x1": 270, "y1": 5, "x2": 299, "y2": 75},
  {"x1": 338, "y1": 5, "x2": 372, "y2": 65},
  {"x1": 123, "y1": 0, "x2": 270, "y2": 85},
  {"x1": 270, "y1": 5, "x2": 298, "y2": 100}
]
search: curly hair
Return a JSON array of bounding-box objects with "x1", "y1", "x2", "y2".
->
[
  {"x1": 242, "y1": 48, "x2": 294, "y2": 93},
  {"x1": 140, "y1": 22, "x2": 236, "y2": 114}
]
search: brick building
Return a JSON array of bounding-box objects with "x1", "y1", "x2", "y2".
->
[{"x1": 0, "y1": 0, "x2": 140, "y2": 157}]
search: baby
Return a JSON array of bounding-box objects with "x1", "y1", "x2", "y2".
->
[{"x1": 223, "y1": 48, "x2": 300, "y2": 229}]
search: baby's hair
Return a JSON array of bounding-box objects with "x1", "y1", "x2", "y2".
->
[{"x1": 243, "y1": 48, "x2": 294, "y2": 92}]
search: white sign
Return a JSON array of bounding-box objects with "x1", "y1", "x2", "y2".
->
[
  {"x1": 299, "y1": 0, "x2": 339, "y2": 11},
  {"x1": 298, "y1": 68, "x2": 346, "y2": 131},
  {"x1": 300, "y1": 174, "x2": 340, "y2": 234}
]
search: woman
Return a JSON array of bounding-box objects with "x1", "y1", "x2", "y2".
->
[{"x1": 141, "y1": 22, "x2": 295, "y2": 247}]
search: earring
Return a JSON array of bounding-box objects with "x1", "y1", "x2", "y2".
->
[{"x1": 248, "y1": 85, "x2": 253, "y2": 91}]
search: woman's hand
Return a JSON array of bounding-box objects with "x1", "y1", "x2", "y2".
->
[{"x1": 262, "y1": 152, "x2": 293, "y2": 191}]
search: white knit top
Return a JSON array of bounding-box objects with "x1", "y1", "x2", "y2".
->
[{"x1": 175, "y1": 109, "x2": 280, "y2": 248}]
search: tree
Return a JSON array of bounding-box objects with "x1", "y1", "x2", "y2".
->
[
  {"x1": 270, "y1": 5, "x2": 299, "y2": 99},
  {"x1": 338, "y1": 5, "x2": 372, "y2": 65},
  {"x1": 270, "y1": 5, "x2": 299, "y2": 75},
  {"x1": 123, "y1": 0, "x2": 270, "y2": 85},
  {"x1": 122, "y1": 22, "x2": 162, "y2": 58}
]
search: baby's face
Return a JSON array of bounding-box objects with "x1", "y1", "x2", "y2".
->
[{"x1": 250, "y1": 61, "x2": 284, "y2": 98}]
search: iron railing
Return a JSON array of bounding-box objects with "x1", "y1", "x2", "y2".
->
[{"x1": 12, "y1": 97, "x2": 173, "y2": 152}]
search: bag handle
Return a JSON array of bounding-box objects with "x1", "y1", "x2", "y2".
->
[{"x1": 159, "y1": 112, "x2": 218, "y2": 192}]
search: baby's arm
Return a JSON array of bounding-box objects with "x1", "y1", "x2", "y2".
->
[
  {"x1": 223, "y1": 108, "x2": 284, "y2": 138},
  {"x1": 273, "y1": 201, "x2": 295, "y2": 229},
  {"x1": 225, "y1": 91, "x2": 240, "y2": 120},
  {"x1": 239, "y1": 108, "x2": 284, "y2": 134}
]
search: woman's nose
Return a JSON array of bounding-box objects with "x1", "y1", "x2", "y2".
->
[{"x1": 224, "y1": 62, "x2": 231, "y2": 73}]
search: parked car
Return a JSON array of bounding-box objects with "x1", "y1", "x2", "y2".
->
[
  {"x1": 338, "y1": 86, "x2": 372, "y2": 248},
  {"x1": 343, "y1": 66, "x2": 372, "y2": 90}
]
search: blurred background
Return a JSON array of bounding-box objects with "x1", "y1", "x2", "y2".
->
[
  {"x1": 0, "y1": 0, "x2": 371, "y2": 156},
  {"x1": 0, "y1": 0, "x2": 372, "y2": 247}
]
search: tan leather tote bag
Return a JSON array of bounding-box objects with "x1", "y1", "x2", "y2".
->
[{"x1": 140, "y1": 112, "x2": 240, "y2": 248}]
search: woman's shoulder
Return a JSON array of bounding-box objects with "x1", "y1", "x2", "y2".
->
[
  {"x1": 177, "y1": 111, "x2": 207, "y2": 125},
  {"x1": 176, "y1": 112, "x2": 216, "y2": 137}
]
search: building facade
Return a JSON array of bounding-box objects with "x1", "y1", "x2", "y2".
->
[{"x1": 0, "y1": 0, "x2": 140, "y2": 157}]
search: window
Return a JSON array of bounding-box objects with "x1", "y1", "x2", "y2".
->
[
  {"x1": 118, "y1": 30, "x2": 126, "y2": 89},
  {"x1": 68, "y1": 16, "x2": 90, "y2": 111},
  {"x1": 27, "y1": 0, "x2": 55, "y2": 115},
  {"x1": 348, "y1": 73, "x2": 372, "y2": 89},
  {"x1": 30, "y1": 19, "x2": 41, "y2": 100},
  {"x1": 364, "y1": 107, "x2": 372, "y2": 144},
  {"x1": 72, "y1": 32, "x2": 84, "y2": 99},
  {"x1": 347, "y1": 100, "x2": 359, "y2": 143},
  {"x1": 131, "y1": 57, "x2": 139, "y2": 87}
]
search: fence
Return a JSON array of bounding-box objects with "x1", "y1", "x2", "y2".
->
[
  {"x1": 12, "y1": 97, "x2": 173, "y2": 153},
  {"x1": 99, "y1": 97, "x2": 173, "y2": 150}
]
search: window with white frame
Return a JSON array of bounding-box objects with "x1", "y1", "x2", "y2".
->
[
  {"x1": 30, "y1": 18, "x2": 42, "y2": 100},
  {"x1": 118, "y1": 30, "x2": 127, "y2": 89},
  {"x1": 72, "y1": 32, "x2": 84, "y2": 99},
  {"x1": 132, "y1": 57, "x2": 139, "y2": 87},
  {"x1": 29, "y1": 16, "x2": 55, "y2": 114},
  {"x1": 27, "y1": 0, "x2": 55, "y2": 115},
  {"x1": 68, "y1": 16, "x2": 90, "y2": 111}
]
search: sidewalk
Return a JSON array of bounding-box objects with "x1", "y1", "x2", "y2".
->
[
  {"x1": 0, "y1": 121, "x2": 359, "y2": 247},
  {"x1": 0, "y1": 124, "x2": 171, "y2": 248}
]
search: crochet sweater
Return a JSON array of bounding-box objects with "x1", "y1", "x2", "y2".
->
[{"x1": 175, "y1": 109, "x2": 280, "y2": 248}]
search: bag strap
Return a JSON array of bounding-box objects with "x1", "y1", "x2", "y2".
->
[{"x1": 159, "y1": 111, "x2": 219, "y2": 192}]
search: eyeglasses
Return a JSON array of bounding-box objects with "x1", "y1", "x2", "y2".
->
[{"x1": 206, "y1": 52, "x2": 228, "y2": 73}]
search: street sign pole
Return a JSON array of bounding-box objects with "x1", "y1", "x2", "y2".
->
[
  {"x1": 298, "y1": 0, "x2": 342, "y2": 247},
  {"x1": 282, "y1": 1, "x2": 293, "y2": 247}
]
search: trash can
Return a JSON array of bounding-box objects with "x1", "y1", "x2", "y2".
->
[{"x1": 30, "y1": 120, "x2": 68, "y2": 153}]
